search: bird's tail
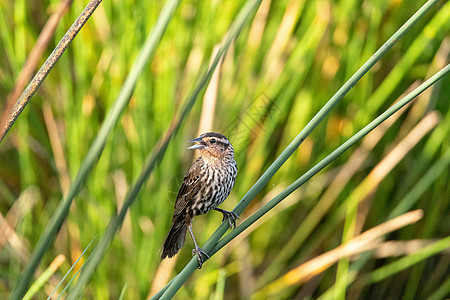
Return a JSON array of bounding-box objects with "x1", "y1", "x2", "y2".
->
[{"x1": 161, "y1": 219, "x2": 187, "y2": 259}]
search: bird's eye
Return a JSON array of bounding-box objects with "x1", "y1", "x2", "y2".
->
[{"x1": 210, "y1": 138, "x2": 216, "y2": 144}]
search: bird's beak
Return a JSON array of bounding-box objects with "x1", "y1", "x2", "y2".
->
[{"x1": 187, "y1": 137, "x2": 205, "y2": 150}]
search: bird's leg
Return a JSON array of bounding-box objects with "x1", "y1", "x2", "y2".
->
[
  {"x1": 214, "y1": 208, "x2": 239, "y2": 229},
  {"x1": 187, "y1": 223, "x2": 209, "y2": 269}
]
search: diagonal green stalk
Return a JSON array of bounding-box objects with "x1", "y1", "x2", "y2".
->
[
  {"x1": 210, "y1": 64, "x2": 450, "y2": 257},
  {"x1": 66, "y1": 0, "x2": 266, "y2": 297},
  {"x1": 118, "y1": 283, "x2": 128, "y2": 300},
  {"x1": 152, "y1": 0, "x2": 440, "y2": 298},
  {"x1": 48, "y1": 236, "x2": 97, "y2": 299},
  {"x1": 9, "y1": 1, "x2": 181, "y2": 299},
  {"x1": 56, "y1": 252, "x2": 92, "y2": 300},
  {"x1": 208, "y1": 65, "x2": 448, "y2": 299}
]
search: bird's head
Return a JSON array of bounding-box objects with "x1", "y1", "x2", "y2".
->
[{"x1": 187, "y1": 132, "x2": 234, "y2": 158}]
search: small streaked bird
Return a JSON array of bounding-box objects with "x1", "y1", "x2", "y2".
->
[{"x1": 161, "y1": 132, "x2": 238, "y2": 268}]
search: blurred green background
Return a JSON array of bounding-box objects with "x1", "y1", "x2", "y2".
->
[{"x1": 0, "y1": 0, "x2": 449, "y2": 299}]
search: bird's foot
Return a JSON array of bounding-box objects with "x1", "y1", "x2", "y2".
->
[
  {"x1": 192, "y1": 247, "x2": 209, "y2": 269},
  {"x1": 215, "y1": 208, "x2": 239, "y2": 229}
]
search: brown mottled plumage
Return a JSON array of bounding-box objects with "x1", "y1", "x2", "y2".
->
[{"x1": 161, "y1": 132, "x2": 238, "y2": 268}]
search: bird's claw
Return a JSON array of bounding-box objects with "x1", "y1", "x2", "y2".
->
[
  {"x1": 192, "y1": 247, "x2": 209, "y2": 269},
  {"x1": 222, "y1": 211, "x2": 239, "y2": 229}
]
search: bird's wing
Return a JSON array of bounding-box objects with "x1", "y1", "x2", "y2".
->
[{"x1": 173, "y1": 157, "x2": 203, "y2": 216}]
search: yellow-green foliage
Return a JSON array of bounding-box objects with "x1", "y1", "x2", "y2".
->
[{"x1": 0, "y1": 0, "x2": 449, "y2": 299}]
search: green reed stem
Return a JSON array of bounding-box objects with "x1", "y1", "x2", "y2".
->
[{"x1": 211, "y1": 64, "x2": 449, "y2": 256}]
